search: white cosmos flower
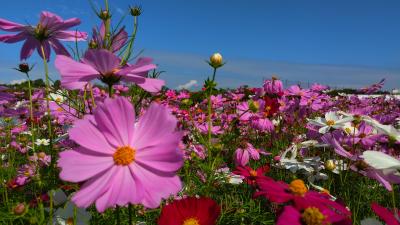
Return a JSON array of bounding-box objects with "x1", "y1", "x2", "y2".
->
[
  {"x1": 308, "y1": 111, "x2": 353, "y2": 134},
  {"x1": 215, "y1": 167, "x2": 243, "y2": 185},
  {"x1": 35, "y1": 139, "x2": 50, "y2": 146},
  {"x1": 342, "y1": 122, "x2": 359, "y2": 135},
  {"x1": 52, "y1": 201, "x2": 91, "y2": 225},
  {"x1": 363, "y1": 117, "x2": 400, "y2": 142},
  {"x1": 49, "y1": 91, "x2": 66, "y2": 103},
  {"x1": 362, "y1": 151, "x2": 400, "y2": 175},
  {"x1": 337, "y1": 111, "x2": 400, "y2": 142},
  {"x1": 278, "y1": 143, "x2": 321, "y2": 174},
  {"x1": 360, "y1": 218, "x2": 383, "y2": 225}
]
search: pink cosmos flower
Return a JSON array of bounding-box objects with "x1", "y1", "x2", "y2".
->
[
  {"x1": 371, "y1": 202, "x2": 400, "y2": 225},
  {"x1": 90, "y1": 22, "x2": 127, "y2": 52},
  {"x1": 255, "y1": 178, "x2": 351, "y2": 221},
  {"x1": 55, "y1": 49, "x2": 164, "y2": 92},
  {"x1": 276, "y1": 205, "x2": 352, "y2": 225},
  {"x1": 234, "y1": 143, "x2": 267, "y2": 166},
  {"x1": 263, "y1": 78, "x2": 283, "y2": 95},
  {"x1": 0, "y1": 11, "x2": 87, "y2": 60},
  {"x1": 58, "y1": 96, "x2": 183, "y2": 212}
]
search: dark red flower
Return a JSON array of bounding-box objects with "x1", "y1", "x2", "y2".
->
[
  {"x1": 255, "y1": 177, "x2": 351, "y2": 223},
  {"x1": 157, "y1": 197, "x2": 221, "y2": 225},
  {"x1": 371, "y1": 202, "x2": 400, "y2": 225},
  {"x1": 263, "y1": 96, "x2": 279, "y2": 117},
  {"x1": 233, "y1": 165, "x2": 269, "y2": 185}
]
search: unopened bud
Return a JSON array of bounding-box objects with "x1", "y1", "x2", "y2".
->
[
  {"x1": 13, "y1": 203, "x2": 26, "y2": 215},
  {"x1": 18, "y1": 63, "x2": 30, "y2": 73},
  {"x1": 99, "y1": 9, "x2": 111, "y2": 20},
  {"x1": 209, "y1": 53, "x2": 223, "y2": 69},
  {"x1": 324, "y1": 160, "x2": 336, "y2": 171},
  {"x1": 130, "y1": 5, "x2": 142, "y2": 16},
  {"x1": 88, "y1": 39, "x2": 98, "y2": 49}
]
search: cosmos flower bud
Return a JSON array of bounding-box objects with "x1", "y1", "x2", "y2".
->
[
  {"x1": 18, "y1": 63, "x2": 30, "y2": 73},
  {"x1": 88, "y1": 39, "x2": 98, "y2": 49},
  {"x1": 324, "y1": 160, "x2": 336, "y2": 171},
  {"x1": 13, "y1": 203, "x2": 26, "y2": 215},
  {"x1": 99, "y1": 9, "x2": 111, "y2": 20},
  {"x1": 130, "y1": 5, "x2": 142, "y2": 16},
  {"x1": 209, "y1": 53, "x2": 223, "y2": 69}
]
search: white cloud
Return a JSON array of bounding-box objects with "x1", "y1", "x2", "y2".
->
[
  {"x1": 10, "y1": 79, "x2": 27, "y2": 85},
  {"x1": 177, "y1": 80, "x2": 198, "y2": 90}
]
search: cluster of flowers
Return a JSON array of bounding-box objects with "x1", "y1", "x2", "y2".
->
[{"x1": 0, "y1": 5, "x2": 400, "y2": 225}]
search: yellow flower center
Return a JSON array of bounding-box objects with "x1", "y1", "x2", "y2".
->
[
  {"x1": 37, "y1": 152, "x2": 46, "y2": 159},
  {"x1": 249, "y1": 170, "x2": 258, "y2": 177},
  {"x1": 326, "y1": 120, "x2": 335, "y2": 126},
  {"x1": 66, "y1": 218, "x2": 74, "y2": 225},
  {"x1": 183, "y1": 217, "x2": 200, "y2": 225},
  {"x1": 289, "y1": 179, "x2": 308, "y2": 196},
  {"x1": 57, "y1": 107, "x2": 63, "y2": 112},
  {"x1": 301, "y1": 207, "x2": 326, "y2": 225},
  {"x1": 113, "y1": 146, "x2": 135, "y2": 166}
]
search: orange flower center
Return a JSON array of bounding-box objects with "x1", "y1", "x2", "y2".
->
[
  {"x1": 326, "y1": 120, "x2": 335, "y2": 126},
  {"x1": 249, "y1": 170, "x2": 258, "y2": 177},
  {"x1": 289, "y1": 179, "x2": 308, "y2": 196},
  {"x1": 37, "y1": 152, "x2": 46, "y2": 159},
  {"x1": 301, "y1": 207, "x2": 326, "y2": 225},
  {"x1": 57, "y1": 107, "x2": 63, "y2": 112},
  {"x1": 183, "y1": 217, "x2": 200, "y2": 225},
  {"x1": 113, "y1": 146, "x2": 135, "y2": 166},
  {"x1": 66, "y1": 218, "x2": 74, "y2": 225}
]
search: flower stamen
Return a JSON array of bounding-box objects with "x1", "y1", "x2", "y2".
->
[
  {"x1": 113, "y1": 146, "x2": 135, "y2": 166},
  {"x1": 289, "y1": 179, "x2": 308, "y2": 196}
]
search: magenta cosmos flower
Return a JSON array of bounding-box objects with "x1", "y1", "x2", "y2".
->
[
  {"x1": 57, "y1": 96, "x2": 183, "y2": 212},
  {"x1": 55, "y1": 49, "x2": 164, "y2": 92},
  {"x1": 0, "y1": 11, "x2": 87, "y2": 60}
]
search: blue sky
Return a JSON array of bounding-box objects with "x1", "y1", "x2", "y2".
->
[{"x1": 0, "y1": 0, "x2": 399, "y2": 89}]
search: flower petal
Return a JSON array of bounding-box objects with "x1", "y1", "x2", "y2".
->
[
  {"x1": 82, "y1": 49, "x2": 120, "y2": 74},
  {"x1": 95, "y1": 167, "x2": 143, "y2": 212},
  {"x1": 135, "y1": 132, "x2": 183, "y2": 173},
  {"x1": 68, "y1": 115, "x2": 115, "y2": 154},
  {"x1": 0, "y1": 18, "x2": 26, "y2": 31},
  {"x1": 130, "y1": 163, "x2": 182, "y2": 208},
  {"x1": 58, "y1": 148, "x2": 114, "y2": 183},
  {"x1": 71, "y1": 166, "x2": 117, "y2": 209},
  {"x1": 20, "y1": 37, "x2": 39, "y2": 60},
  {"x1": 94, "y1": 97, "x2": 135, "y2": 147},
  {"x1": 49, "y1": 39, "x2": 70, "y2": 57},
  {"x1": 133, "y1": 103, "x2": 177, "y2": 149},
  {"x1": 0, "y1": 32, "x2": 26, "y2": 43},
  {"x1": 55, "y1": 55, "x2": 99, "y2": 89}
]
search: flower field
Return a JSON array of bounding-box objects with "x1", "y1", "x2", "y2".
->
[{"x1": 0, "y1": 2, "x2": 400, "y2": 225}]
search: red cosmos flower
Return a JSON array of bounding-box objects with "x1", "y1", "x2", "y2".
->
[
  {"x1": 263, "y1": 96, "x2": 279, "y2": 117},
  {"x1": 233, "y1": 165, "x2": 270, "y2": 185},
  {"x1": 157, "y1": 197, "x2": 221, "y2": 225},
  {"x1": 276, "y1": 205, "x2": 352, "y2": 225},
  {"x1": 371, "y1": 202, "x2": 400, "y2": 225},
  {"x1": 255, "y1": 178, "x2": 351, "y2": 223}
]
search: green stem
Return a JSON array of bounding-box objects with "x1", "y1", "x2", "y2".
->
[
  {"x1": 121, "y1": 15, "x2": 139, "y2": 65},
  {"x1": 116, "y1": 206, "x2": 121, "y2": 225},
  {"x1": 89, "y1": 84, "x2": 96, "y2": 108},
  {"x1": 128, "y1": 204, "x2": 134, "y2": 225},
  {"x1": 207, "y1": 68, "x2": 217, "y2": 148},
  {"x1": 40, "y1": 44, "x2": 54, "y2": 182},
  {"x1": 108, "y1": 84, "x2": 113, "y2": 98},
  {"x1": 211, "y1": 67, "x2": 217, "y2": 82},
  {"x1": 392, "y1": 191, "x2": 398, "y2": 216},
  {"x1": 25, "y1": 73, "x2": 36, "y2": 152}
]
